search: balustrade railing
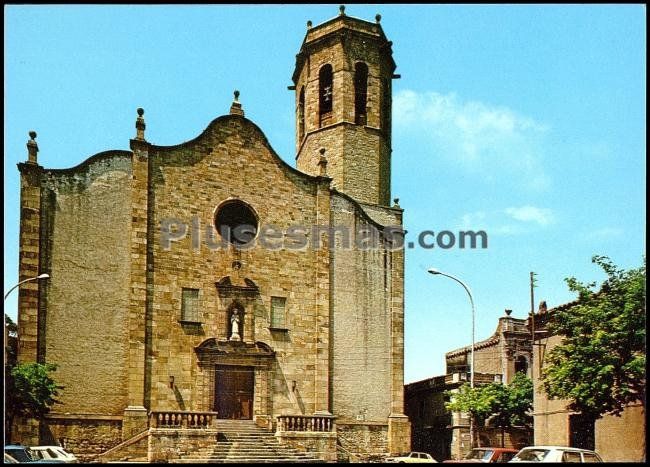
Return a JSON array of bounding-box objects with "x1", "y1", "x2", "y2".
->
[
  {"x1": 277, "y1": 414, "x2": 336, "y2": 432},
  {"x1": 149, "y1": 411, "x2": 218, "y2": 429}
]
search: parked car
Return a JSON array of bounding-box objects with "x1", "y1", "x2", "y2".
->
[
  {"x1": 509, "y1": 446, "x2": 603, "y2": 463},
  {"x1": 444, "y1": 447, "x2": 519, "y2": 463},
  {"x1": 385, "y1": 451, "x2": 438, "y2": 463},
  {"x1": 5, "y1": 445, "x2": 34, "y2": 463},
  {"x1": 4, "y1": 445, "x2": 67, "y2": 464},
  {"x1": 29, "y1": 446, "x2": 78, "y2": 464}
]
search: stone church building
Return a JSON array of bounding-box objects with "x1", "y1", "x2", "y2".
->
[{"x1": 15, "y1": 8, "x2": 411, "y2": 462}]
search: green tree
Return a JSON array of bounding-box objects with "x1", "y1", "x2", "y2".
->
[
  {"x1": 490, "y1": 373, "x2": 533, "y2": 428},
  {"x1": 5, "y1": 313, "x2": 18, "y2": 365},
  {"x1": 541, "y1": 255, "x2": 646, "y2": 419},
  {"x1": 445, "y1": 374, "x2": 533, "y2": 447},
  {"x1": 445, "y1": 382, "x2": 498, "y2": 427},
  {"x1": 5, "y1": 362, "x2": 62, "y2": 443}
]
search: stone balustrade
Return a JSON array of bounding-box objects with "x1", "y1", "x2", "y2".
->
[
  {"x1": 149, "y1": 411, "x2": 218, "y2": 429},
  {"x1": 277, "y1": 414, "x2": 336, "y2": 432}
]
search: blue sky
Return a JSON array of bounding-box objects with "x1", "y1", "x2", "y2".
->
[{"x1": 4, "y1": 5, "x2": 646, "y2": 383}]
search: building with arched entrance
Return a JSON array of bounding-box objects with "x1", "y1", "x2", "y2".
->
[{"x1": 405, "y1": 309, "x2": 533, "y2": 461}]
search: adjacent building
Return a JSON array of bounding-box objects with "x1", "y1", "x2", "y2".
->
[
  {"x1": 14, "y1": 8, "x2": 410, "y2": 461},
  {"x1": 531, "y1": 301, "x2": 645, "y2": 462},
  {"x1": 405, "y1": 310, "x2": 533, "y2": 461}
]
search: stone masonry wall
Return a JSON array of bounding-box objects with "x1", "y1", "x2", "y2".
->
[
  {"x1": 330, "y1": 194, "x2": 396, "y2": 424},
  {"x1": 276, "y1": 431, "x2": 337, "y2": 462},
  {"x1": 17, "y1": 161, "x2": 42, "y2": 365},
  {"x1": 40, "y1": 153, "x2": 132, "y2": 415},
  {"x1": 146, "y1": 116, "x2": 328, "y2": 417},
  {"x1": 472, "y1": 344, "x2": 503, "y2": 376},
  {"x1": 337, "y1": 423, "x2": 388, "y2": 460},
  {"x1": 148, "y1": 429, "x2": 219, "y2": 463},
  {"x1": 41, "y1": 416, "x2": 123, "y2": 463}
]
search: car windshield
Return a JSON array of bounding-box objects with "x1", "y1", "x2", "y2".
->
[
  {"x1": 5, "y1": 448, "x2": 33, "y2": 463},
  {"x1": 513, "y1": 449, "x2": 549, "y2": 462},
  {"x1": 466, "y1": 449, "x2": 492, "y2": 461}
]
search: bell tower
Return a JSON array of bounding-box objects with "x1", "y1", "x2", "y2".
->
[{"x1": 292, "y1": 6, "x2": 398, "y2": 206}]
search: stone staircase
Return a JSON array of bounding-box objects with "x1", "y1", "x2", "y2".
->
[{"x1": 173, "y1": 420, "x2": 324, "y2": 463}]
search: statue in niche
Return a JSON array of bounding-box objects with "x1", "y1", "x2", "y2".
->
[{"x1": 230, "y1": 309, "x2": 242, "y2": 341}]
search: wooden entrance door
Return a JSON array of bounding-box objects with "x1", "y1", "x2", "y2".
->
[{"x1": 215, "y1": 365, "x2": 254, "y2": 419}]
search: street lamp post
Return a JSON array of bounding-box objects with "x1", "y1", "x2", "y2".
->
[{"x1": 428, "y1": 268, "x2": 476, "y2": 450}]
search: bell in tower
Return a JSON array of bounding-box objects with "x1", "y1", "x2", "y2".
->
[{"x1": 291, "y1": 7, "x2": 399, "y2": 206}]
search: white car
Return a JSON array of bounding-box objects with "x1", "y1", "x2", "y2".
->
[
  {"x1": 386, "y1": 451, "x2": 438, "y2": 463},
  {"x1": 509, "y1": 446, "x2": 603, "y2": 463},
  {"x1": 29, "y1": 446, "x2": 78, "y2": 463}
]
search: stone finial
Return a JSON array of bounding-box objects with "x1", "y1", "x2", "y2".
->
[
  {"x1": 339, "y1": 5, "x2": 345, "y2": 16},
  {"x1": 26, "y1": 130, "x2": 39, "y2": 163},
  {"x1": 318, "y1": 148, "x2": 328, "y2": 176},
  {"x1": 135, "y1": 108, "x2": 146, "y2": 141},
  {"x1": 375, "y1": 14, "x2": 382, "y2": 23},
  {"x1": 307, "y1": 20, "x2": 312, "y2": 29},
  {"x1": 393, "y1": 198, "x2": 400, "y2": 208},
  {"x1": 505, "y1": 309, "x2": 513, "y2": 316},
  {"x1": 230, "y1": 90, "x2": 245, "y2": 116}
]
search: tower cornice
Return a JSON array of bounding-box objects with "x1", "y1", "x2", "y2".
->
[{"x1": 292, "y1": 15, "x2": 395, "y2": 84}]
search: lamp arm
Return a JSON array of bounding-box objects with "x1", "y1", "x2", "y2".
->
[{"x1": 4, "y1": 275, "x2": 48, "y2": 301}]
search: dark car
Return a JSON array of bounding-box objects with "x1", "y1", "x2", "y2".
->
[
  {"x1": 444, "y1": 448, "x2": 519, "y2": 463},
  {"x1": 5, "y1": 445, "x2": 35, "y2": 463}
]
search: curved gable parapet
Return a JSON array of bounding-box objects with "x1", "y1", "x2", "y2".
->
[
  {"x1": 41, "y1": 150, "x2": 132, "y2": 192},
  {"x1": 151, "y1": 114, "x2": 322, "y2": 186},
  {"x1": 44, "y1": 150, "x2": 132, "y2": 175}
]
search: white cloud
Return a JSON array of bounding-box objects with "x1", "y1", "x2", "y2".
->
[
  {"x1": 587, "y1": 227, "x2": 624, "y2": 240},
  {"x1": 458, "y1": 210, "x2": 522, "y2": 237},
  {"x1": 504, "y1": 206, "x2": 555, "y2": 226},
  {"x1": 394, "y1": 89, "x2": 550, "y2": 190},
  {"x1": 458, "y1": 206, "x2": 555, "y2": 236}
]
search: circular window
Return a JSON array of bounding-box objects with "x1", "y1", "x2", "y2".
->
[{"x1": 215, "y1": 200, "x2": 258, "y2": 246}]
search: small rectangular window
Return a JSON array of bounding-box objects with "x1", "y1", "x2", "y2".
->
[
  {"x1": 562, "y1": 452, "x2": 582, "y2": 463},
  {"x1": 270, "y1": 297, "x2": 287, "y2": 329},
  {"x1": 583, "y1": 453, "x2": 601, "y2": 463},
  {"x1": 181, "y1": 288, "x2": 200, "y2": 323}
]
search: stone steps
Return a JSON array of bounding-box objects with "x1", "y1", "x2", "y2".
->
[
  {"x1": 175, "y1": 459, "x2": 323, "y2": 464},
  {"x1": 170, "y1": 420, "x2": 323, "y2": 463}
]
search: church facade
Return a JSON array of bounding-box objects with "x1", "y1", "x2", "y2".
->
[{"x1": 15, "y1": 9, "x2": 411, "y2": 461}]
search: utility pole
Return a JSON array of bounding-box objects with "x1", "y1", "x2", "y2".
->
[
  {"x1": 530, "y1": 272, "x2": 537, "y2": 339},
  {"x1": 530, "y1": 272, "x2": 543, "y2": 375}
]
